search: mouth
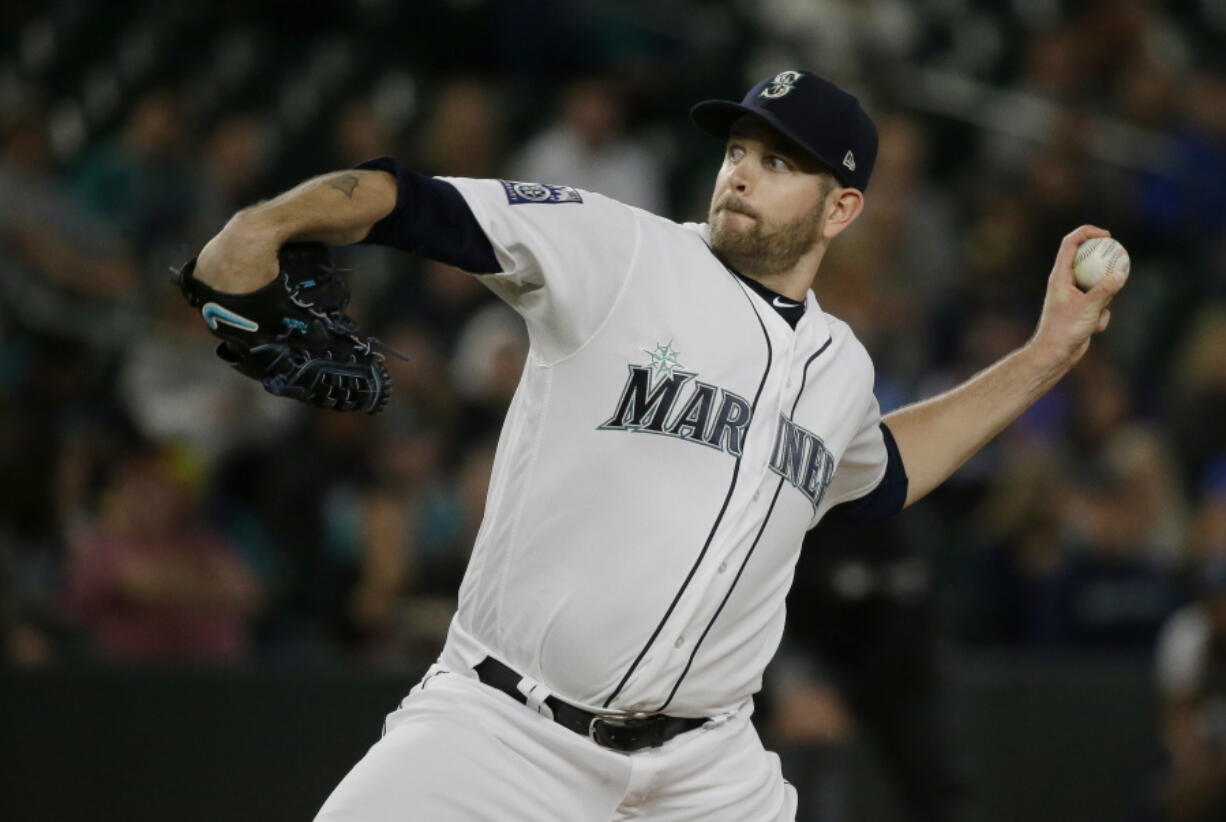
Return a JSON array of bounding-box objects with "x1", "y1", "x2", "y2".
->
[{"x1": 720, "y1": 204, "x2": 757, "y2": 221}]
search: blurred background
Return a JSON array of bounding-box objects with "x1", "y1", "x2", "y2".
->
[{"x1": 0, "y1": 0, "x2": 1223, "y2": 820}]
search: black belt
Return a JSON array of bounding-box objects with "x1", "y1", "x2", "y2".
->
[{"x1": 473, "y1": 656, "x2": 707, "y2": 753}]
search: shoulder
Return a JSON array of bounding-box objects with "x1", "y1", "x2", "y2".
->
[
  {"x1": 595, "y1": 209, "x2": 718, "y2": 264},
  {"x1": 819, "y1": 312, "x2": 875, "y2": 379},
  {"x1": 678, "y1": 220, "x2": 711, "y2": 242},
  {"x1": 819, "y1": 311, "x2": 862, "y2": 345},
  {"x1": 444, "y1": 177, "x2": 645, "y2": 211},
  {"x1": 437, "y1": 177, "x2": 644, "y2": 250}
]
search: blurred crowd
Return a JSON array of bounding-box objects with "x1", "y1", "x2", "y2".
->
[{"x1": 0, "y1": 0, "x2": 1224, "y2": 817}]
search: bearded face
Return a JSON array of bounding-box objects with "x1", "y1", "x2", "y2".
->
[
  {"x1": 708, "y1": 189, "x2": 825, "y2": 278},
  {"x1": 706, "y1": 116, "x2": 838, "y2": 279}
]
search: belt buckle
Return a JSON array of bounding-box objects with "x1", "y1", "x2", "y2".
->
[{"x1": 589, "y1": 712, "x2": 652, "y2": 748}]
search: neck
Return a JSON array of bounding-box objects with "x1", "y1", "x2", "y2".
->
[{"x1": 735, "y1": 242, "x2": 827, "y2": 302}]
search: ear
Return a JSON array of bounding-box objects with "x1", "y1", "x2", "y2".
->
[{"x1": 821, "y1": 187, "x2": 865, "y2": 241}]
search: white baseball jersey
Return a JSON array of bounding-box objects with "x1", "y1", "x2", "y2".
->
[{"x1": 432, "y1": 178, "x2": 893, "y2": 719}]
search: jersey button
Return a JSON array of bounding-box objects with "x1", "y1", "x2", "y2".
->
[
  {"x1": 718, "y1": 561, "x2": 728, "y2": 573},
  {"x1": 674, "y1": 637, "x2": 685, "y2": 648},
  {"x1": 753, "y1": 491, "x2": 761, "y2": 501}
]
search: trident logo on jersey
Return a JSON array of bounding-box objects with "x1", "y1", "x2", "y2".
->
[
  {"x1": 760, "y1": 70, "x2": 801, "y2": 100},
  {"x1": 598, "y1": 341, "x2": 753, "y2": 457}
]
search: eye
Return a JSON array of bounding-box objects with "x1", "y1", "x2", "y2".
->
[
  {"x1": 726, "y1": 144, "x2": 745, "y2": 162},
  {"x1": 765, "y1": 155, "x2": 790, "y2": 171}
]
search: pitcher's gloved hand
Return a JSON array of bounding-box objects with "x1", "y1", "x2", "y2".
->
[{"x1": 175, "y1": 242, "x2": 398, "y2": 414}]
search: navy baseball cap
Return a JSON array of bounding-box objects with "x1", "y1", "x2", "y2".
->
[{"x1": 691, "y1": 70, "x2": 878, "y2": 191}]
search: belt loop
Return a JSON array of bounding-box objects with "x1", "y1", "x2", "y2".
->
[
  {"x1": 701, "y1": 708, "x2": 736, "y2": 731},
  {"x1": 515, "y1": 674, "x2": 555, "y2": 722}
]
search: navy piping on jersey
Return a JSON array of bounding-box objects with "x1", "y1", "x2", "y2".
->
[
  {"x1": 602, "y1": 263, "x2": 775, "y2": 710},
  {"x1": 653, "y1": 338, "x2": 833, "y2": 713},
  {"x1": 353, "y1": 156, "x2": 502, "y2": 274},
  {"x1": 825, "y1": 422, "x2": 909, "y2": 521}
]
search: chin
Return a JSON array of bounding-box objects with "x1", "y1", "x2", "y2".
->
[{"x1": 712, "y1": 217, "x2": 751, "y2": 247}]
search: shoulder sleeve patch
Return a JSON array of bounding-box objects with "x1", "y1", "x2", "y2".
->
[{"x1": 500, "y1": 180, "x2": 584, "y2": 205}]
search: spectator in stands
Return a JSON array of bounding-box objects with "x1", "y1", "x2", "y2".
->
[
  {"x1": 1101, "y1": 423, "x2": 1188, "y2": 567},
  {"x1": 0, "y1": 98, "x2": 141, "y2": 347},
  {"x1": 71, "y1": 86, "x2": 196, "y2": 260},
  {"x1": 190, "y1": 112, "x2": 272, "y2": 250},
  {"x1": 851, "y1": 113, "x2": 958, "y2": 314},
  {"x1": 234, "y1": 409, "x2": 383, "y2": 657},
  {"x1": 116, "y1": 290, "x2": 299, "y2": 469},
  {"x1": 970, "y1": 445, "x2": 1069, "y2": 645},
  {"x1": 1170, "y1": 307, "x2": 1226, "y2": 495},
  {"x1": 1022, "y1": 129, "x2": 1099, "y2": 252},
  {"x1": 509, "y1": 75, "x2": 664, "y2": 212},
  {"x1": 1155, "y1": 555, "x2": 1226, "y2": 820},
  {"x1": 418, "y1": 77, "x2": 506, "y2": 180},
  {"x1": 351, "y1": 432, "x2": 495, "y2": 664},
  {"x1": 816, "y1": 113, "x2": 957, "y2": 396},
  {"x1": 347, "y1": 420, "x2": 448, "y2": 657},
  {"x1": 0, "y1": 97, "x2": 147, "y2": 670},
  {"x1": 66, "y1": 445, "x2": 260, "y2": 662},
  {"x1": 974, "y1": 359, "x2": 1165, "y2": 652},
  {"x1": 335, "y1": 99, "x2": 397, "y2": 169},
  {"x1": 372, "y1": 322, "x2": 459, "y2": 448},
  {"x1": 1174, "y1": 70, "x2": 1226, "y2": 236},
  {"x1": 1065, "y1": 352, "x2": 1135, "y2": 458},
  {"x1": 1186, "y1": 462, "x2": 1226, "y2": 569},
  {"x1": 743, "y1": 0, "x2": 918, "y2": 89},
  {"x1": 1129, "y1": 66, "x2": 1226, "y2": 247},
  {"x1": 1044, "y1": 464, "x2": 1176, "y2": 648},
  {"x1": 413, "y1": 259, "x2": 498, "y2": 353},
  {"x1": 780, "y1": 514, "x2": 969, "y2": 822},
  {"x1": 765, "y1": 647, "x2": 855, "y2": 822}
]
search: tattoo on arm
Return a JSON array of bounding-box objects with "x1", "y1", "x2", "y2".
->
[{"x1": 327, "y1": 174, "x2": 360, "y2": 198}]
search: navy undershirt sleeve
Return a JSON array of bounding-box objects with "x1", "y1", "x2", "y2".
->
[
  {"x1": 352, "y1": 156, "x2": 501, "y2": 274},
  {"x1": 826, "y1": 422, "x2": 909, "y2": 522}
]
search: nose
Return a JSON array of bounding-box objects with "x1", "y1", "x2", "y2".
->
[{"x1": 727, "y1": 160, "x2": 752, "y2": 194}]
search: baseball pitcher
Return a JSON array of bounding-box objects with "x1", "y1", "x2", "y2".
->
[{"x1": 183, "y1": 70, "x2": 1125, "y2": 820}]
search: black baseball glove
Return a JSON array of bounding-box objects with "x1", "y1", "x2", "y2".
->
[{"x1": 174, "y1": 242, "x2": 395, "y2": 414}]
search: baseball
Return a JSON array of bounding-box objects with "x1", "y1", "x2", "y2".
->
[{"x1": 1073, "y1": 237, "x2": 1130, "y2": 291}]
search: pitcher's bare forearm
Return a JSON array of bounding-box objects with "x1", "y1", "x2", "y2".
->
[
  {"x1": 252, "y1": 170, "x2": 397, "y2": 246},
  {"x1": 196, "y1": 169, "x2": 397, "y2": 293}
]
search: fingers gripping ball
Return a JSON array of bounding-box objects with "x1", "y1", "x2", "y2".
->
[
  {"x1": 174, "y1": 243, "x2": 398, "y2": 414},
  {"x1": 1073, "y1": 238, "x2": 1130, "y2": 291}
]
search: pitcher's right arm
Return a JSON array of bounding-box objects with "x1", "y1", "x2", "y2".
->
[{"x1": 194, "y1": 169, "x2": 397, "y2": 293}]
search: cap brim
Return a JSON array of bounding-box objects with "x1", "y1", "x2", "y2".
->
[
  {"x1": 690, "y1": 100, "x2": 756, "y2": 142},
  {"x1": 690, "y1": 100, "x2": 851, "y2": 186}
]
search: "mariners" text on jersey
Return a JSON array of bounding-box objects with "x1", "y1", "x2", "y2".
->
[
  {"x1": 598, "y1": 366, "x2": 837, "y2": 510},
  {"x1": 598, "y1": 367, "x2": 752, "y2": 457}
]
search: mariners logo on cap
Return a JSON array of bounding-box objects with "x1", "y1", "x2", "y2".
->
[
  {"x1": 760, "y1": 70, "x2": 801, "y2": 100},
  {"x1": 842, "y1": 151, "x2": 856, "y2": 172}
]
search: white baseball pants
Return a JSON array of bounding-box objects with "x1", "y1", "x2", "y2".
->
[{"x1": 315, "y1": 665, "x2": 797, "y2": 821}]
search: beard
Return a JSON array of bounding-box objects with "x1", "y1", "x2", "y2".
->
[{"x1": 708, "y1": 193, "x2": 823, "y2": 278}]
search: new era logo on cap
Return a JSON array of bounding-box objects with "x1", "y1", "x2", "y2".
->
[{"x1": 843, "y1": 151, "x2": 856, "y2": 172}]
